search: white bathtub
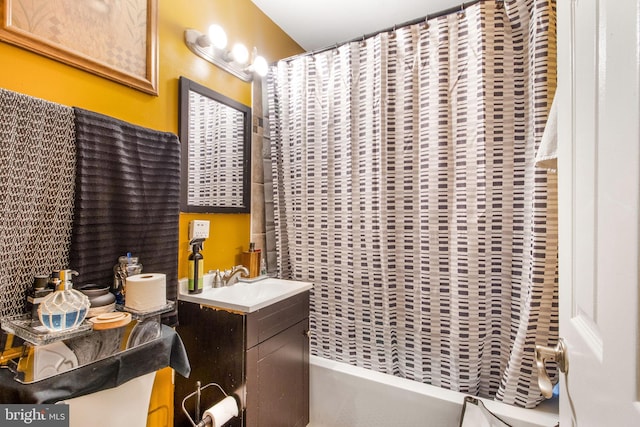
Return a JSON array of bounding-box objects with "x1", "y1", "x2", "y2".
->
[{"x1": 309, "y1": 356, "x2": 559, "y2": 427}]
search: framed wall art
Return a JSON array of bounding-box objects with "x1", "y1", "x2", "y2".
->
[{"x1": 0, "y1": 0, "x2": 158, "y2": 95}]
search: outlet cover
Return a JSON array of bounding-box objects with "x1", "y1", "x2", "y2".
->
[{"x1": 189, "y1": 220, "x2": 210, "y2": 240}]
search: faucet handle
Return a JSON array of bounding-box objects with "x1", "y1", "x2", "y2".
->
[{"x1": 208, "y1": 269, "x2": 223, "y2": 288}]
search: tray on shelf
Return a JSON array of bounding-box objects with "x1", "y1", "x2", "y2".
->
[
  {"x1": 116, "y1": 300, "x2": 175, "y2": 319},
  {"x1": 0, "y1": 314, "x2": 93, "y2": 346}
]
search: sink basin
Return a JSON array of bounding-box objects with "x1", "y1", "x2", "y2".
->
[{"x1": 178, "y1": 278, "x2": 312, "y2": 313}]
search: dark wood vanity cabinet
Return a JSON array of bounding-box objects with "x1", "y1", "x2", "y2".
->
[
  {"x1": 245, "y1": 291, "x2": 309, "y2": 427},
  {"x1": 175, "y1": 302, "x2": 245, "y2": 427},
  {"x1": 175, "y1": 291, "x2": 310, "y2": 427}
]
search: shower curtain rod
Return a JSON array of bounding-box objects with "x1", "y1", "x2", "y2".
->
[{"x1": 280, "y1": 0, "x2": 502, "y2": 63}]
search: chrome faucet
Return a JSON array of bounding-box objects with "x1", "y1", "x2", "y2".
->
[{"x1": 211, "y1": 265, "x2": 249, "y2": 287}]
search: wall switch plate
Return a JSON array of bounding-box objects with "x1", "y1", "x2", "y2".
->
[{"x1": 189, "y1": 220, "x2": 210, "y2": 240}]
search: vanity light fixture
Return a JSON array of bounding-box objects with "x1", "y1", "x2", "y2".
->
[{"x1": 184, "y1": 25, "x2": 268, "y2": 82}]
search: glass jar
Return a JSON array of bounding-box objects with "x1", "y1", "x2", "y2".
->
[{"x1": 112, "y1": 255, "x2": 143, "y2": 305}]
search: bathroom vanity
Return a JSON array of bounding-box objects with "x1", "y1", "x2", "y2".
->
[{"x1": 175, "y1": 278, "x2": 311, "y2": 427}]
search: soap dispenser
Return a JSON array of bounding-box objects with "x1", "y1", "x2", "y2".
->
[
  {"x1": 188, "y1": 239, "x2": 204, "y2": 294},
  {"x1": 38, "y1": 269, "x2": 90, "y2": 332}
]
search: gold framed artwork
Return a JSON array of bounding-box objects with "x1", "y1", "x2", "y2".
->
[{"x1": 0, "y1": 0, "x2": 158, "y2": 95}]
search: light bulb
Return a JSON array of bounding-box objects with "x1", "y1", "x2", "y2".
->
[
  {"x1": 231, "y1": 43, "x2": 249, "y2": 64},
  {"x1": 252, "y1": 55, "x2": 269, "y2": 77},
  {"x1": 208, "y1": 24, "x2": 227, "y2": 50}
]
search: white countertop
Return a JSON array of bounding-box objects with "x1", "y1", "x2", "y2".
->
[{"x1": 178, "y1": 277, "x2": 312, "y2": 313}]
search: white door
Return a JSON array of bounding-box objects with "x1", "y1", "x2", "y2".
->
[{"x1": 556, "y1": 0, "x2": 640, "y2": 425}]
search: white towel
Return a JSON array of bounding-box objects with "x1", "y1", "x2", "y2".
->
[{"x1": 535, "y1": 94, "x2": 558, "y2": 172}]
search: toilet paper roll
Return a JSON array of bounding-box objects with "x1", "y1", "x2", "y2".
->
[
  {"x1": 202, "y1": 396, "x2": 239, "y2": 427},
  {"x1": 125, "y1": 273, "x2": 167, "y2": 312}
]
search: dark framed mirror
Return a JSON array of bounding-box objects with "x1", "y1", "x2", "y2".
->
[{"x1": 179, "y1": 76, "x2": 251, "y2": 213}]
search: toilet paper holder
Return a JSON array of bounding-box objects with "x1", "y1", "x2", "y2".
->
[{"x1": 181, "y1": 381, "x2": 239, "y2": 427}]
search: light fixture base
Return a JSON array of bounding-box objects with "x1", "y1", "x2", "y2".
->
[{"x1": 184, "y1": 29, "x2": 253, "y2": 82}]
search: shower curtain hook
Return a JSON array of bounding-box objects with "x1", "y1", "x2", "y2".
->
[
  {"x1": 391, "y1": 24, "x2": 397, "y2": 38},
  {"x1": 458, "y1": 3, "x2": 466, "y2": 19}
]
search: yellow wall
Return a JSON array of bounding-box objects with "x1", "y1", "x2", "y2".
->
[{"x1": 0, "y1": 0, "x2": 302, "y2": 277}]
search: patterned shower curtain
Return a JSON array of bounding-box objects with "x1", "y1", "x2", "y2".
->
[{"x1": 266, "y1": 0, "x2": 557, "y2": 408}]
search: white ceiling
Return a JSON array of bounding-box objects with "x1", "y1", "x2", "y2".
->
[{"x1": 250, "y1": 0, "x2": 464, "y2": 52}]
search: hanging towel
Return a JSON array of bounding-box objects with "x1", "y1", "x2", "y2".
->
[
  {"x1": 0, "y1": 88, "x2": 76, "y2": 319},
  {"x1": 535, "y1": 94, "x2": 558, "y2": 172},
  {"x1": 70, "y1": 108, "x2": 180, "y2": 326}
]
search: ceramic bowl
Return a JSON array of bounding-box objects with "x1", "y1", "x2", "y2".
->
[{"x1": 78, "y1": 284, "x2": 116, "y2": 308}]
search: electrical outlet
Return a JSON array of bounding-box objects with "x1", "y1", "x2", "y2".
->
[{"x1": 189, "y1": 220, "x2": 210, "y2": 240}]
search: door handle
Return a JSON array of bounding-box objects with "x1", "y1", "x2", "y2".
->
[{"x1": 535, "y1": 338, "x2": 568, "y2": 398}]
